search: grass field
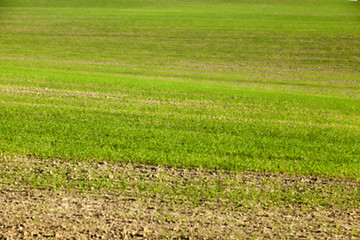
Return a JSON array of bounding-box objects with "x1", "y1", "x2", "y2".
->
[{"x1": 0, "y1": 0, "x2": 360, "y2": 238}]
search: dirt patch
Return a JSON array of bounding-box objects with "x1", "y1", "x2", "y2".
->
[
  {"x1": 0, "y1": 156, "x2": 359, "y2": 239},
  {"x1": 1, "y1": 184, "x2": 359, "y2": 240}
]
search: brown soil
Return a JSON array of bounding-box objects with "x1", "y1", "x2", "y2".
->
[{"x1": 0, "y1": 157, "x2": 359, "y2": 239}]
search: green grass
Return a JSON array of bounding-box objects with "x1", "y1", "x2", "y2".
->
[
  {"x1": 0, "y1": 0, "x2": 359, "y2": 179},
  {"x1": 1, "y1": 155, "x2": 359, "y2": 209}
]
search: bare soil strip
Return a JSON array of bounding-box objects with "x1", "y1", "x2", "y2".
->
[{"x1": 0, "y1": 156, "x2": 359, "y2": 239}]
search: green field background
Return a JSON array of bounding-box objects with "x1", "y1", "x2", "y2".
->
[{"x1": 0, "y1": 0, "x2": 359, "y2": 179}]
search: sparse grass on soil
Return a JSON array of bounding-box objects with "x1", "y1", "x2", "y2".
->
[
  {"x1": 0, "y1": 155, "x2": 359, "y2": 239},
  {"x1": 0, "y1": 0, "x2": 360, "y2": 238}
]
